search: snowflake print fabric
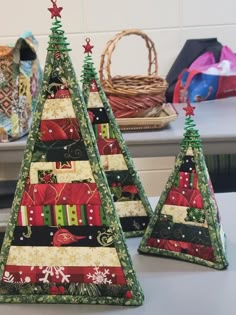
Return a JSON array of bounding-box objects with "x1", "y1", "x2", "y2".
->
[{"x1": 3, "y1": 266, "x2": 126, "y2": 285}]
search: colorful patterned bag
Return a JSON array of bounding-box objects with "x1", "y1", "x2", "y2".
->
[
  {"x1": 0, "y1": 32, "x2": 42, "y2": 142},
  {"x1": 173, "y1": 46, "x2": 236, "y2": 103}
]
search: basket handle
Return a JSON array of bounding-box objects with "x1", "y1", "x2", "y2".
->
[{"x1": 99, "y1": 29, "x2": 158, "y2": 83}]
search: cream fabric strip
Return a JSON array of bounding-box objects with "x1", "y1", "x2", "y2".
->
[
  {"x1": 115, "y1": 201, "x2": 147, "y2": 217},
  {"x1": 41, "y1": 98, "x2": 76, "y2": 120},
  {"x1": 7, "y1": 246, "x2": 121, "y2": 267},
  {"x1": 29, "y1": 155, "x2": 127, "y2": 184},
  {"x1": 87, "y1": 92, "x2": 104, "y2": 108},
  {"x1": 161, "y1": 204, "x2": 208, "y2": 228}
]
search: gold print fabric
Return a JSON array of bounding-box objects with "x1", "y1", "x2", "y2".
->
[
  {"x1": 161, "y1": 205, "x2": 208, "y2": 228},
  {"x1": 115, "y1": 201, "x2": 147, "y2": 217},
  {"x1": 87, "y1": 92, "x2": 104, "y2": 108},
  {"x1": 42, "y1": 98, "x2": 76, "y2": 120},
  {"x1": 7, "y1": 246, "x2": 122, "y2": 267},
  {"x1": 101, "y1": 154, "x2": 127, "y2": 171}
]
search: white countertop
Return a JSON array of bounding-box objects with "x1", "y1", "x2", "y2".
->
[
  {"x1": 0, "y1": 193, "x2": 235, "y2": 315},
  {"x1": 123, "y1": 97, "x2": 236, "y2": 157}
]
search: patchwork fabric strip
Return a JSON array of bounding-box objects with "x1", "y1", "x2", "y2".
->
[{"x1": 17, "y1": 205, "x2": 107, "y2": 227}]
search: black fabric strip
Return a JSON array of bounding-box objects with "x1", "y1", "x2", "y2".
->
[
  {"x1": 32, "y1": 140, "x2": 88, "y2": 162},
  {"x1": 179, "y1": 155, "x2": 196, "y2": 172},
  {"x1": 105, "y1": 170, "x2": 134, "y2": 186},
  {"x1": 10, "y1": 226, "x2": 114, "y2": 247},
  {"x1": 151, "y1": 221, "x2": 211, "y2": 246},
  {"x1": 88, "y1": 108, "x2": 109, "y2": 124},
  {"x1": 112, "y1": 191, "x2": 140, "y2": 202},
  {"x1": 119, "y1": 216, "x2": 149, "y2": 233}
]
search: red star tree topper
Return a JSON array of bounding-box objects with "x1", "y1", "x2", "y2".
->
[
  {"x1": 183, "y1": 99, "x2": 195, "y2": 116},
  {"x1": 83, "y1": 38, "x2": 94, "y2": 54},
  {"x1": 48, "y1": 0, "x2": 63, "y2": 19}
]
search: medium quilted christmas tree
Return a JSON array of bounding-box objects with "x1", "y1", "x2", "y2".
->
[
  {"x1": 80, "y1": 39, "x2": 153, "y2": 237},
  {"x1": 0, "y1": 1, "x2": 144, "y2": 305},
  {"x1": 138, "y1": 101, "x2": 228, "y2": 269}
]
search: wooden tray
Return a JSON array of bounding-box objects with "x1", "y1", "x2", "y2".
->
[{"x1": 116, "y1": 103, "x2": 177, "y2": 131}]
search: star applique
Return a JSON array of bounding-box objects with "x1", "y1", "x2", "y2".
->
[
  {"x1": 56, "y1": 161, "x2": 72, "y2": 169},
  {"x1": 183, "y1": 100, "x2": 195, "y2": 116},
  {"x1": 48, "y1": 0, "x2": 63, "y2": 19},
  {"x1": 83, "y1": 38, "x2": 94, "y2": 54}
]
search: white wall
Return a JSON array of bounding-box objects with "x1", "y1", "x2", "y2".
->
[{"x1": 1, "y1": 0, "x2": 236, "y2": 79}]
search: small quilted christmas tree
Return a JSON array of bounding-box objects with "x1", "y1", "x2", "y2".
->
[
  {"x1": 138, "y1": 100, "x2": 228, "y2": 269},
  {"x1": 0, "y1": 1, "x2": 144, "y2": 305},
  {"x1": 80, "y1": 39, "x2": 153, "y2": 237}
]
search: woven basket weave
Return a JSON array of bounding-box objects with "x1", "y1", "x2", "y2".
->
[{"x1": 99, "y1": 29, "x2": 168, "y2": 119}]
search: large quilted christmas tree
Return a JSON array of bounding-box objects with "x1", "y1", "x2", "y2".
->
[
  {"x1": 0, "y1": 0, "x2": 144, "y2": 305},
  {"x1": 80, "y1": 39, "x2": 153, "y2": 237},
  {"x1": 138, "y1": 101, "x2": 228, "y2": 270}
]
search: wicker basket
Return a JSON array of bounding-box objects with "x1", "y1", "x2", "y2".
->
[
  {"x1": 116, "y1": 103, "x2": 177, "y2": 131},
  {"x1": 99, "y1": 29, "x2": 168, "y2": 123}
]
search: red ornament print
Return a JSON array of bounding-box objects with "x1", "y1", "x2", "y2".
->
[{"x1": 52, "y1": 228, "x2": 86, "y2": 246}]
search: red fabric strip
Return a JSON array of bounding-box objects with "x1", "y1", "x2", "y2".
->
[
  {"x1": 165, "y1": 187, "x2": 203, "y2": 208},
  {"x1": 3, "y1": 266, "x2": 127, "y2": 285},
  {"x1": 21, "y1": 183, "x2": 101, "y2": 206},
  {"x1": 178, "y1": 172, "x2": 186, "y2": 188},
  {"x1": 178, "y1": 172, "x2": 198, "y2": 189},
  {"x1": 86, "y1": 204, "x2": 102, "y2": 226},
  {"x1": 193, "y1": 173, "x2": 198, "y2": 189},
  {"x1": 95, "y1": 124, "x2": 103, "y2": 140},
  {"x1": 17, "y1": 209, "x2": 24, "y2": 226},
  {"x1": 40, "y1": 118, "x2": 80, "y2": 141},
  {"x1": 30, "y1": 205, "x2": 45, "y2": 226},
  {"x1": 96, "y1": 139, "x2": 121, "y2": 155},
  {"x1": 146, "y1": 237, "x2": 214, "y2": 261}
]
